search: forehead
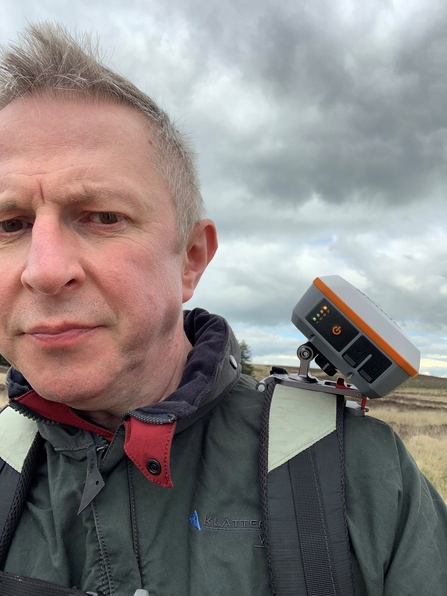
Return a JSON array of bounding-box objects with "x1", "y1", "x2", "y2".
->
[
  {"x1": 0, "y1": 96, "x2": 172, "y2": 208},
  {"x1": 0, "y1": 96, "x2": 153, "y2": 162}
]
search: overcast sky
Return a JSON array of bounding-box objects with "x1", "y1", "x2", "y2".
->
[{"x1": 2, "y1": 0, "x2": 447, "y2": 376}]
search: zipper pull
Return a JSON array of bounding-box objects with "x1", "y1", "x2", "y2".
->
[{"x1": 77, "y1": 443, "x2": 106, "y2": 514}]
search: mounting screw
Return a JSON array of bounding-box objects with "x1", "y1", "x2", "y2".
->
[{"x1": 297, "y1": 345, "x2": 313, "y2": 361}]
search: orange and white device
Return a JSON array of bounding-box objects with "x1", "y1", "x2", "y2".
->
[{"x1": 291, "y1": 275, "x2": 420, "y2": 398}]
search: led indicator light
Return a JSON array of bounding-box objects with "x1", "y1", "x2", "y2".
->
[{"x1": 312, "y1": 317, "x2": 317, "y2": 321}]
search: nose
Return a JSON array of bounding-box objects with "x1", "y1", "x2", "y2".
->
[{"x1": 21, "y1": 216, "x2": 86, "y2": 295}]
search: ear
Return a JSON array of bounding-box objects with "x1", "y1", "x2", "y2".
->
[{"x1": 181, "y1": 219, "x2": 218, "y2": 303}]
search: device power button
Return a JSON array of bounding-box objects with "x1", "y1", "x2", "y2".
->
[{"x1": 332, "y1": 325, "x2": 342, "y2": 336}]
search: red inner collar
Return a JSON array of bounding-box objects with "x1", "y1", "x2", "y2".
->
[{"x1": 16, "y1": 391, "x2": 176, "y2": 488}]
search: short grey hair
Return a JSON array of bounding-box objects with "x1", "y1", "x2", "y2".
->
[{"x1": 0, "y1": 22, "x2": 204, "y2": 249}]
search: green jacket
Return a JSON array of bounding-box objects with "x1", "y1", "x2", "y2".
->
[{"x1": 2, "y1": 309, "x2": 447, "y2": 595}]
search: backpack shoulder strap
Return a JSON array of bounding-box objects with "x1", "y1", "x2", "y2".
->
[
  {"x1": 259, "y1": 382, "x2": 356, "y2": 596},
  {"x1": 0, "y1": 406, "x2": 41, "y2": 568},
  {"x1": 0, "y1": 408, "x2": 107, "y2": 594}
]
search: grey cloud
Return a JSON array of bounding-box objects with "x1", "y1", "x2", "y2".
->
[
  {"x1": 170, "y1": 0, "x2": 447, "y2": 208},
  {"x1": 191, "y1": 259, "x2": 309, "y2": 326}
]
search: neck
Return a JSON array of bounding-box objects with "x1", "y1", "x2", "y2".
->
[{"x1": 79, "y1": 333, "x2": 194, "y2": 432}]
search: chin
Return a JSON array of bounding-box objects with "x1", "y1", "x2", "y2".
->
[{"x1": 23, "y1": 365, "x2": 113, "y2": 407}]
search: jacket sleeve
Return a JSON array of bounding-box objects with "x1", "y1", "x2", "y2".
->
[{"x1": 344, "y1": 414, "x2": 447, "y2": 596}]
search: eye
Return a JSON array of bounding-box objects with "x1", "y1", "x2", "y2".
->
[
  {"x1": 91, "y1": 213, "x2": 123, "y2": 225},
  {"x1": 1, "y1": 219, "x2": 24, "y2": 233}
]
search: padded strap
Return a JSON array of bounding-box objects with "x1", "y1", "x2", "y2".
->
[
  {"x1": 0, "y1": 408, "x2": 42, "y2": 569},
  {"x1": 261, "y1": 381, "x2": 355, "y2": 596},
  {"x1": 288, "y1": 396, "x2": 355, "y2": 596},
  {"x1": 0, "y1": 570, "x2": 101, "y2": 596},
  {"x1": 0, "y1": 460, "x2": 20, "y2": 554}
]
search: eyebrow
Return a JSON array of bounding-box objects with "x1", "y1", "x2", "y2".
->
[
  {"x1": 0, "y1": 200, "x2": 22, "y2": 216},
  {"x1": 0, "y1": 187, "x2": 143, "y2": 214},
  {"x1": 66, "y1": 188, "x2": 137, "y2": 206},
  {"x1": 62, "y1": 188, "x2": 145, "y2": 214}
]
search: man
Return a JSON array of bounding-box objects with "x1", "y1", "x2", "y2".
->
[{"x1": 0, "y1": 22, "x2": 446, "y2": 596}]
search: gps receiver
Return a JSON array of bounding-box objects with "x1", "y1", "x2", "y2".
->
[{"x1": 258, "y1": 275, "x2": 420, "y2": 402}]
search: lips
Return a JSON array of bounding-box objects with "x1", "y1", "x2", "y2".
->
[
  {"x1": 25, "y1": 324, "x2": 100, "y2": 348},
  {"x1": 26, "y1": 323, "x2": 95, "y2": 335}
]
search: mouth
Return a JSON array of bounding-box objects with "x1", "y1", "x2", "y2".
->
[{"x1": 25, "y1": 324, "x2": 100, "y2": 348}]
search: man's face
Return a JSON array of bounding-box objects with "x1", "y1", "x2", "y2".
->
[{"x1": 0, "y1": 97, "x2": 202, "y2": 414}]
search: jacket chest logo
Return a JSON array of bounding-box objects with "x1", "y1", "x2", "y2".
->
[{"x1": 189, "y1": 510, "x2": 263, "y2": 532}]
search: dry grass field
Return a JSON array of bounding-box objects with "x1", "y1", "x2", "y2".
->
[
  {"x1": 2, "y1": 364, "x2": 447, "y2": 499},
  {"x1": 253, "y1": 364, "x2": 447, "y2": 500},
  {"x1": 366, "y1": 378, "x2": 447, "y2": 499}
]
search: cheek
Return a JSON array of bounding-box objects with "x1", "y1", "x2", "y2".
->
[
  {"x1": 0, "y1": 270, "x2": 21, "y2": 332},
  {"x1": 101, "y1": 249, "x2": 185, "y2": 324}
]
